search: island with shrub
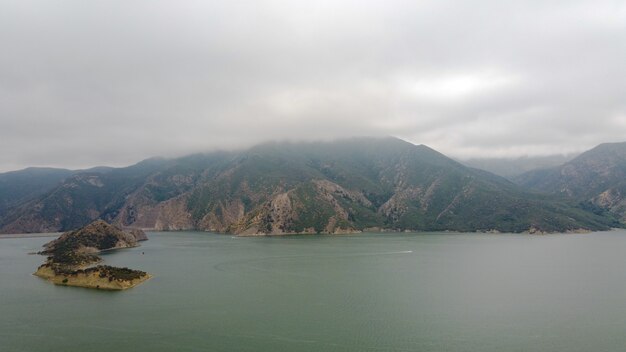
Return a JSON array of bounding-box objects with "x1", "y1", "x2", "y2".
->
[{"x1": 34, "y1": 220, "x2": 151, "y2": 290}]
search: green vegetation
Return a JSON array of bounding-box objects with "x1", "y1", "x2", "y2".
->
[
  {"x1": 94, "y1": 265, "x2": 147, "y2": 281},
  {"x1": 3, "y1": 137, "x2": 624, "y2": 235},
  {"x1": 290, "y1": 183, "x2": 337, "y2": 233},
  {"x1": 514, "y1": 141, "x2": 626, "y2": 223},
  {"x1": 41, "y1": 262, "x2": 147, "y2": 282},
  {"x1": 37, "y1": 220, "x2": 149, "y2": 288},
  {"x1": 40, "y1": 220, "x2": 137, "y2": 266},
  {"x1": 0, "y1": 167, "x2": 73, "y2": 215}
]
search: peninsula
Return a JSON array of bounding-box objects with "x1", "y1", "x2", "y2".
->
[{"x1": 34, "y1": 220, "x2": 151, "y2": 290}]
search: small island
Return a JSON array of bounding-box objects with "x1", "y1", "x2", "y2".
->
[{"x1": 34, "y1": 220, "x2": 151, "y2": 290}]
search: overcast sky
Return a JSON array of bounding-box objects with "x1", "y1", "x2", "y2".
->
[{"x1": 1, "y1": 0, "x2": 625, "y2": 172}]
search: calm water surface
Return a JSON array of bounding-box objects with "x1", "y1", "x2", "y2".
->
[{"x1": 2, "y1": 230, "x2": 626, "y2": 351}]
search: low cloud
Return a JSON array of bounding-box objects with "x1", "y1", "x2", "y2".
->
[{"x1": 1, "y1": 0, "x2": 625, "y2": 171}]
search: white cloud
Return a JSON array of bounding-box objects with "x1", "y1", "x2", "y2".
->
[
  {"x1": 0, "y1": 0, "x2": 625, "y2": 171},
  {"x1": 399, "y1": 70, "x2": 521, "y2": 102}
]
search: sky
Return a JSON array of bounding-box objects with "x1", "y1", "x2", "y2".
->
[{"x1": 1, "y1": 0, "x2": 626, "y2": 172}]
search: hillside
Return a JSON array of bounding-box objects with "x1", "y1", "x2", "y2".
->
[
  {"x1": 514, "y1": 142, "x2": 626, "y2": 221},
  {"x1": 1, "y1": 138, "x2": 619, "y2": 234},
  {"x1": 0, "y1": 167, "x2": 74, "y2": 214},
  {"x1": 0, "y1": 159, "x2": 171, "y2": 233},
  {"x1": 41, "y1": 220, "x2": 147, "y2": 260}
]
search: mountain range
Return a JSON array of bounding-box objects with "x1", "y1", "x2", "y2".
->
[
  {"x1": 0, "y1": 137, "x2": 623, "y2": 235},
  {"x1": 514, "y1": 142, "x2": 626, "y2": 223}
]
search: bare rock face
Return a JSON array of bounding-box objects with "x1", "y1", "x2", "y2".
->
[
  {"x1": 115, "y1": 193, "x2": 195, "y2": 231},
  {"x1": 593, "y1": 186, "x2": 626, "y2": 222},
  {"x1": 199, "y1": 199, "x2": 246, "y2": 233},
  {"x1": 126, "y1": 228, "x2": 148, "y2": 241},
  {"x1": 227, "y1": 180, "x2": 366, "y2": 236}
]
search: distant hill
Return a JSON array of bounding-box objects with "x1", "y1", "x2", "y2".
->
[
  {"x1": 0, "y1": 137, "x2": 619, "y2": 234},
  {"x1": 0, "y1": 167, "x2": 74, "y2": 214},
  {"x1": 0, "y1": 159, "x2": 170, "y2": 233},
  {"x1": 0, "y1": 166, "x2": 118, "y2": 217},
  {"x1": 514, "y1": 142, "x2": 626, "y2": 221},
  {"x1": 461, "y1": 154, "x2": 577, "y2": 179}
]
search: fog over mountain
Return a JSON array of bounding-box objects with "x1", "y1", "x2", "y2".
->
[
  {"x1": 460, "y1": 154, "x2": 578, "y2": 179},
  {"x1": 1, "y1": 0, "x2": 626, "y2": 172}
]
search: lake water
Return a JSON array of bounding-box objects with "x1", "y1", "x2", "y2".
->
[{"x1": 2, "y1": 230, "x2": 626, "y2": 351}]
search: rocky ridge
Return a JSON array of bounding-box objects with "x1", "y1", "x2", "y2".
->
[
  {"x1": 2, "y1": 138, "x2": 621, "y2": 235},
  {"x1": 514, "y1": 142, "x2": 626, "y2": 222}
]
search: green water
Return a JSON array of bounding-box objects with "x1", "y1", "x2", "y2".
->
[{"x1": 3, "y1": 231, "x2": 626, "y2": 351}]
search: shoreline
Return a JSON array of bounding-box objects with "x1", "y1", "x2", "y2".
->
[
  {"x1": 0, "y1": 233, "x2": 61, "y2": 239},
  {"x1": 4, "y1": 227, "x2": 623, "y2": 240},
  {"x1": 34, "y1": 265, "x2": 152, "y2": 290}
]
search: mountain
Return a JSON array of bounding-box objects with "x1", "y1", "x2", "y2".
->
[
  {"x1": 461, "y1": 154, "x2": 577, "y2": 179},
  {"x1": 0, "y1": 137, "x2": 619, "y2": 234},
  {"x1": 0, "y1": 166, "x2": 118, "y2": 217},
  {"x1": 514, "y1": 142, "x2": 626, "y2": 221},
  {"x1": 0, "y1": 158, "x2": 170, "y2": 233},
  {"x1": 0, "y1": 167, "x2": 74, "y2": 214}
]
